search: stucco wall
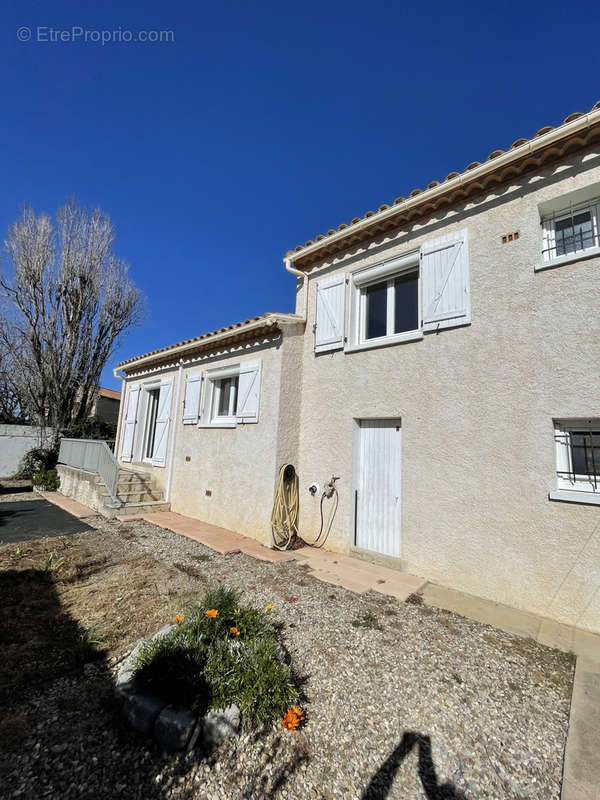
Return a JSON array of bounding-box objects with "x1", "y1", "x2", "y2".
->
[
  {"x1": 117, "y1": 334, "x2": 290, "y2": 545},
  {"x1": 0, "y1": 425, "x2": 54, "y2": 478},
  {"x1": 56, "y1": 464, "x2": 106, "y2": 513},
  {"x1": 294, "y1": 148, "x2": 600, "y2": 631}
]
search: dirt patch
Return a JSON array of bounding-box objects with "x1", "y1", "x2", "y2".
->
[{"x1": 0, "y1": 528, "x2": 205, "y2": 703}]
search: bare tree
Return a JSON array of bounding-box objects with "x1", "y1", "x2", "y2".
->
[{"x1": 0, "y1": 200, "x2": 143, "y2": 442}]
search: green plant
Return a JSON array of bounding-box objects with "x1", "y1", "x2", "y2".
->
[
  {"x1": 16, "y1": 447, "x2": 58, "y2": 479},
  {"x1": 32, "y1": 468, "x2": 60, "y2": 491},
  {"x1": 133, "y1": 587, "x2": 298, "y2": 728},
  {"x1": 351, "y1": 613, "x2": 381, "y2": 631},
  {"x1": 191, "y1": 554, "x2": 211, "y2": 563},
  {"x1": 39, "y1": 551, "x2": 65, "y2": 572}
]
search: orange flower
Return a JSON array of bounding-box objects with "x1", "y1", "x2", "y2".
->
[
  {"x1": 230, "y1": 626, "x2": 240, "y2": 637},
  {"x1": 174, "y1": 614, "x2": 185, "y2": 625},
  {"x1": 205, "y1": 609, "x2": 219, "y2": 618},
  {"x1": 266, "y1": 604, "x2": 274, "y2": 611},
  {"x1": 282, "y1": 706, "x2": 303, "y2": 730}
]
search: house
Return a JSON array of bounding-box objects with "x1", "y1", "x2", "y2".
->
[
  {"x1": 70, "y1": 100, "x2": 600, "y2": 633},
  {"x1": 90, "y1": 387, "x2": 121, "y2": 427}
]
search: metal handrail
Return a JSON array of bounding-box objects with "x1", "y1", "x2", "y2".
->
[{"x1": 58, "y1": 437, "x2": 120, "y2": 503}]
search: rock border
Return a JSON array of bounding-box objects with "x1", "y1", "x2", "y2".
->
[{"x1": 116, "y1": 624, "x2": 240, "y2": 752}]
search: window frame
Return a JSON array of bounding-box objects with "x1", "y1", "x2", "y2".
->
[
  {"x1": 347, "y1": 252, "x2": 422, "y2": 352},
  {"x1": 199, "y1": 365, "x2": 241, "y2": 429},
  {"x1": 540, "y1": 196, "x2": 600, "y2": 270},
  {"x1": 554, "y1": 419, "x2": 600, "y2": 494}
]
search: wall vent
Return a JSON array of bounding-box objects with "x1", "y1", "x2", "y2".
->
[{"x1": 501, "y1": 231, "x2": 520, "y2": 244}]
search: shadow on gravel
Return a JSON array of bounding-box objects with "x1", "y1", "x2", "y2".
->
[
  {"x1": 362, "y1": 732, "x2": 467, "y2": 800},
  {"x1": 0, "y1": 566, "x2": 311, "y2": 799}
]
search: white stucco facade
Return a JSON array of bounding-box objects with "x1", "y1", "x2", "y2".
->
[
  {"x1": 293, "y1": 149, "x2": 600, "y2": 631},
  {"x1": 112, "y1": 124, "x2": 600, "y2": 633}
]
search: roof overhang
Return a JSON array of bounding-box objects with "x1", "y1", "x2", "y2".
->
[
  {"x1": 115, "y1": 314, "x2": 301, "y2": 376},
  {"x1": 285, "y1": 103, "x2": 600, "y2": 269}
]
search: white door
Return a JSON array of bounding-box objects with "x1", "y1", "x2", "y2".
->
[{"x1": 355, "y1": 419, "x2": 402, "y2": 557}]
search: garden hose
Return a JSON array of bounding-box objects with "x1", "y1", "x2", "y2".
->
[
  {"x1": 270, "y1": 464, "x2": 299, "y2": 550},
  {"x1": 270, "y1": 464, "x2": 339, "y2": 550}
]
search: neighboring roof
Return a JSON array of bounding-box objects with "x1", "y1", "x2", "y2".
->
[
  {"x1": 116, "y1": 312, "x2": 302, "y2": 373},
  {"x1": 96, "y1": 387, "x2": 121, "y2": 400},
  {"x1": 286, "y1": 100, "x2": 600, "y2": 269}
]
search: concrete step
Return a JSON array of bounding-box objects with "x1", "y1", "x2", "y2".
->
[
  {"x1": 103, "y1": 500, "x2": 171, "y2": 519},
  {"x1": 101, "y1": 488, "x2": 163, "y2": 503}
]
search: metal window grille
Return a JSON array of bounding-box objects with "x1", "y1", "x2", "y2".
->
[
  {"x1": 542, "y1": 198, "x2": 600, "y2": 262},
  {"x1": 555, "y1": 426, "x2": 600, "y2": 490}
]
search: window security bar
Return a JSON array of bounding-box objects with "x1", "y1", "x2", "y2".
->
[
  {"x1": 554, "y1": 428, "x2": 600, "y2": 490},
  {"x1": 541, "y1": 198, "x2": 600, "y2": 261}
]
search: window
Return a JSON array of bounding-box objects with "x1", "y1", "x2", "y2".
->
[
  {"x1": 349, "y1": 252, "x2": 421, "y2": 349},
  {"x1": 213, "y1": 375, "x2": 239, "y2": 421},
  {"x1": 199, "y1": 361, "x2": 262, "y2": 427},
  {"x1": 541, "y1": 197, "x2": 600, "y2": 265},
  {"x1": 143, "y1": 388, "x2": 160, "y2": 460},
  {"x1": 554, "y1": 420, "x2": 600, "y2": 493}
]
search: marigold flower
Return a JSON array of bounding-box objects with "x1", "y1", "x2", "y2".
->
[
  {"x1": 282, "y1": 706, "x2": 303, "y2": 730},
  {"x1": 205, "y1": 609, "x2": 219, "y2": 618},
  {"x1": 266, "y1": 604, "x2": 274, "y2": 611},
  {"x1": 230, "y1": 626, "x2": 240, "y2": 637},
  {"x1": 174, "y1": 614, "x2": 185, "y2": 625}
]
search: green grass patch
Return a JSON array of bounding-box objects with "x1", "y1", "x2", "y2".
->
[
  {"x1": 191, "y1": 554, "x2": 211, "y2": 563},
  {"x1": 134, "y1": 587, "x2": 297, "y2": 728}
]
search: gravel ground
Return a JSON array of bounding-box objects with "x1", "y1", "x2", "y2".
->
[{"x1": 0, "y1": 503, "x2": 574, "y2": 800}]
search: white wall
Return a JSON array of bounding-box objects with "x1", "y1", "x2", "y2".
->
[
  {"x1": 0, "y1": 425, "x2": 53, "y2": 477},
  {"x1": 294, "y1": 148, "x2": 600, "y2": 632}
]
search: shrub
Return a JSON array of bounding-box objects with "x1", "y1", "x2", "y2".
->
[
  {"x1": 16, "y1": 447, "x2": 58, "y2": 479},
  {"x1": 133, "y1": 587, "x2": 297, "y2": 728},
  {"x1": 32, "y1": 468, "x2": 60, "y2": 491}
]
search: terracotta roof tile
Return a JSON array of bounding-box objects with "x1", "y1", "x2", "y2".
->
[{"x1": 286, "y1": 100, "x2": 600, "y2": 261}]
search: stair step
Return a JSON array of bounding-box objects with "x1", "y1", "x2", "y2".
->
[{"x1": 103, "y1": 500, "x2": 170, "y2": 519}]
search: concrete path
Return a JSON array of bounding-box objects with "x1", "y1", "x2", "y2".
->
[
  {"x1": 561, "y1": 657, "x2": 600, "y2": 800},
  {"x1": 135, "y1": 512, "x2": 295, "y2": 563},
  {"x1": 418, "y1": 582, "x2": 600, "y2": 661},
  {"x1": 126, "y1": 511, "x2": 427, "y2": 601},
  {"x1": 40, "y1": 491, "x2": 98, "y2": 519}
]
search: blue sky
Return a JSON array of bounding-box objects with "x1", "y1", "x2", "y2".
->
[{"x1": 1, "y1": 0, "x2": 598, "y2": 390}]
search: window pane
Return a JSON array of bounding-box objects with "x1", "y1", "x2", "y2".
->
[
  {"x1": 365, "y1": 281, "x2": 387, "y2": 339},
  {"x1": 570, "y1": 431, "x2": 600, "y2": 477},
  {"x1": 218, "y1": 378, "x2": 233, "y2": 416},
  {"x1": 394, "y1": 271, "x2": 419, "y2": 334},
  {"x1": 145, "y1": 389, "x2": 160, "y2": 458},
  {"x1": 216, "y1": 376, "x2": 239, "y2": 417},
  {"x1": 555, "y1": 211, "x2": 593, "y2": 256}
]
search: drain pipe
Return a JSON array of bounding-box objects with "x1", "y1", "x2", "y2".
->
[
  {"x1": 284, "y1": 257, "x2": 307, "y2": 321},
  {"x1": 165, "y1": 358, "x2": 184, "y2": 503}
]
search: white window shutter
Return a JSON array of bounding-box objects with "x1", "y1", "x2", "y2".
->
[
  {"x1": 236, "y1": 360, "x2": 261, "y2": 423},
  {"x1": 315, "y1": 274, "x2": 346, "y2": 352},
  {"x1": 182, "y1": 371, "x2": 202, "y2": 424},
  {"x1": 421, "y1": 229, "x2": 470, "y2": 332},
  {"x1": 152, "y1": 377, "x2": 173, "y2": 466},
  {"x1": 120, "y1": 385, "x2": 139, "y2": 462}
]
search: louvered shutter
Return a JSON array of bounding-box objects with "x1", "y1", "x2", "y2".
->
[
  {"x1": 182, "y1": 371, "x2": 202, "y2": 424},
  {"x1": 120, "y1": 385, "x2": 139, "y2": 462},
  {"x1": 152, "y1": 377, "x2": 173, "y2": 466},
  {"x1": 421, "y1": 229, "x2": 470, "y2": 332},
  {"x1": 314, "y1": 274, "x2": 346, "y2": 352},
  {"x1": 236, "y1": 360, "x2": 261, "y2": 423}
]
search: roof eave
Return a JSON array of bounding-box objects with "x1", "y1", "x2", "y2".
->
[{"x1": 286, "y1": 106, "x2": 600, "y2": 267}]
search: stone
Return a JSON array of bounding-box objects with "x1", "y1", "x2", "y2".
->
[
  {"x1": 154, "y1": 706, "x2": 197, "y2": 753},
  {"x1": 201, "y1": 704, "x2": 240, "y2": 747},
  {"x1": 123, "y1": 694, "x2": 166, "y2": 735}
]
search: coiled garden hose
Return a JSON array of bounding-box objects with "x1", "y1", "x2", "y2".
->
[
  {"x1": 271, "y1": 464, "x2": 299, "y2": 550},
  {"x1": 270, "y1": 465, "x2": 339, "y2": 550}
]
